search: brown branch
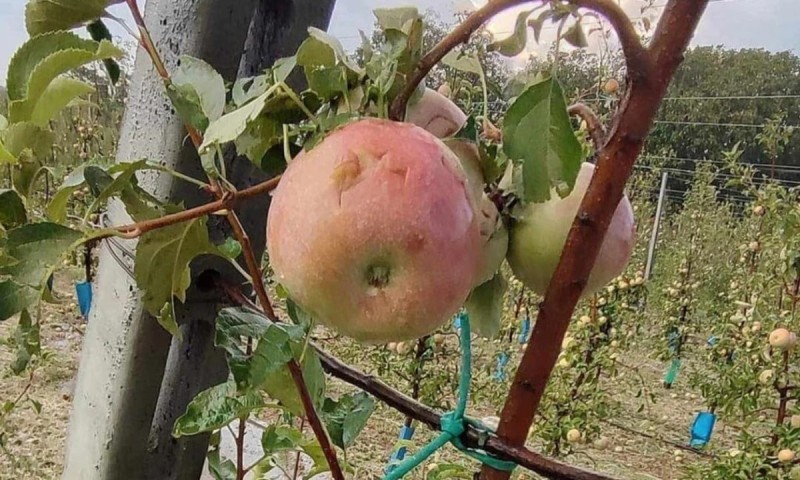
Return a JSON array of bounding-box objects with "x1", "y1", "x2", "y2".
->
[
  {"x1": 103, "y1": 176, "x2": 281, "y2": 240},
  {"x1": 315, "y1": 347, "x2": 618, "y2": 480},
  {"x1": 481, "y1": 2, "x2": 710, "y2": 479},
  {"x1": 568, "y1": 103, "x2": 605, "y2": 150},
  {"x1": 389, "y1": 0, "x2": 648, "y2": 121}
]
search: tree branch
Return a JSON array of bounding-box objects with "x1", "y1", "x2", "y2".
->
[
  {"x1": 568, "y1": 103, "x2": 605, "y2": 150},
  {"x1": 389, "y1": 0, "x2": 648, "y2": 121},
  {"x1": 481, "y1": 2, "x2": 710, "y2": 479},
  {"x1": 315, "y1": 347, "x2": 618, "y2": 480}
]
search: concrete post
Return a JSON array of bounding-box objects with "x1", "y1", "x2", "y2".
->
[{"x1": 63, "y1": 1, "x2": 337, "y2": 479}]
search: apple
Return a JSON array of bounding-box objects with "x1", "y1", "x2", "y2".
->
[
  {"x1": 779, "y1": 449, "x2": 796, "y2": 463},
  {"x1": 566, "y1": 429, "x2": 582, "y2": 444},
  {"x1": 769, "y1": 328, "x2": 795, "y2": 349},
  {"x1": 267, "y1": 119, "x2": 482, "y2": 343},
  {"x1": 759, "y1": 369, "x2": 775, "y2": 385},
  {"x1": 753, "y1": 205, "x2": 766, "y2": 216},
  {"x1": 507, "y1": 162, "x2": 635, "y2": 297},
  {"x1": 603, "y1": 78, "x2": 620, "y2": 94},
  {"x1": 593, "y1": 436, "x2": 610, "y2": 450}
]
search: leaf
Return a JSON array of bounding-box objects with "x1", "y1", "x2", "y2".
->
[
  {"x1": 527, "y1": 10, "x2": 553, "y2": 43},
  {"x1": 502, "y1": 76, "x2": 582, "y2": 203},
  {"x1": 0, "y1": 281, "x2": 39, "y2": 322},
  {"x1": 261, "y1": 424, "x2": 303, "y2": 455},
  {"x1": 0, "y1": 142, "x2": 14, "y2": 165},
  {"x1": 25, "y1": 0, "x2": 109, "y2": 35},
  {"x1": 84, "y1": 160, "x2": 150, "y2": 217},
  {"x1": 241, "y1": 321, "x2": 304, "y2": 390},
  {"x1": 465, "y1": 273, "x2": 508, "y2": 339},
  {"x1": 563, "y1": 21, "x2": 589, "y2": 48},
  {"x1": 172, "y1": 379, "x2": 265, "y2": 437},
  {"x1": 232, "y1": 115, "x2": 281, "y2": 165},
  {"x1": 286, "y1": 298, "x2": 313, "y2": 330},
  {"x1": 206, "y1": 447, "x2": 236, "y2": 480},
  {"x1": 373, "y1": 7, "x2": 420, "y2": 35},
  {"x1": 442, "y1": 50, "x2": 484, "y2": 76},
  {"x1": 321, "y1": 392, "x2": 376, "y2": 450},
  {"x1": 11, "y1": 310, "x2": 40, "y2": 374},
  {"x1": 168, "y1": 56, "x2": 226, "y2": 131},
  {"x1": 216, "y1": 238, "x2": 242, "y2": 260},
  {"x1": 3, "y1": 122, "x2": 53, "y2": 159},
  {"x1": 306, "y1": 28, "x2": 362, "y2": 76},
  {"x1": 46, "y1": 165, "x2": 88, "y2": 222},
  {"x1": 0, "y1": 223, "x2": 82, "y2": 286},
  {"x1": 231, "y1": 75, "x2": 271, "y2": 109},
  {"x1": 30, "y1": 77, "x2": 95, "y2": 126},
  {"x1": 134, "y1": 215, "x2": 220, "y2": 315},
  {"x1": 488, "y1": 9, "x2": 534, "y2": 57},
  {"x1": 158, "y1": 303, "x2": 182, "y2": 340},
  {"x1": 86, "y1": 20, "x2": 121, "y2": 84},
  {"x1": 0, "y1": 190, "x2": 27, "y2": 228},
  {"x1": 201, "y1": 91, "x2": 274, "y2": 153},
  {"x1": 6, "y1": 31, "x2": 97, "y2": 100},
  {"x1": 8, "y1": 38, "x2": 122, "y2": 123}
]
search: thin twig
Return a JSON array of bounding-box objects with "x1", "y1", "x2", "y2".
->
[{"x1": 568, "y1": 103, "x2": 605, "y2": 150}]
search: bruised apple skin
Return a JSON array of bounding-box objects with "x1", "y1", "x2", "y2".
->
[
  {"x1": 507, "y1": 162, "x2": 635, "y2": 297},
  {"x1": 266, "y1": 118, "x2": 483, "y2": 343}
]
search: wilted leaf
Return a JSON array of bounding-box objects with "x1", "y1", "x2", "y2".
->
[
  {"x1": 321, "y1": 392, "x2": 376, "y2": 450},
  {"x1": 502, "y1": 76, "x2": 582, "y2": 203},
  {"x1": 527, "y1": 10, "x2": 553, "y2": 43},
  {"x1": 563, "y1": 21, "x2": 589, "y2": 48},
  {"x1": 86, "y1": 19, "x2": 121, "y2": 84},
  {"x1": 465, "y1": 273, "x2": 508, "y2": 339},
  {"x1": 488, "y1": 9, "x2": 534, "y2": 57},
  {"x1": 134, "y1": 215, "x2": 220, "y2": 315},
  {"x1": 0, "y1": 190, "x2": 27, "y2": 228},
  {"x1": 172, "y1": 379, "x2": 265, "y2": 437}
]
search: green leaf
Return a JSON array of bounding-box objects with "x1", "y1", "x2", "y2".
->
[
  {"x1": 262, "y1": 348, "x2": 325, "y2": 417},
  {"x1": 0, "y1": 142, "x2": 14, "y2": 165},
  {"x1": 527, "y1": 10, "x2": 553, "y2": 43},
  {"x1": 6, "y1": 31, "x2": 97, "y2": 100},
  {"x1": 201, "y1": 90, "x2": 274, "y2": 153},
  {"x1": 306, "y1": 27, "x2": 362, "y2": 76},
  {"x1": 261, "y1": 424, "x2": 303, "y2": 455},
  {"x1": 25, "y1": 0, "x2": 109, "y2": 35},
  {"x1": 158, "y1": 303, "x2": 183, "y2": 340},
  {"x1": 216, "y1": 238, "x2": 242, "y2": 260},
  {"x1": 321, "y1": 392, "x2": 376, "y2": 450},
  {"x1": 84, "y1": 160, "x2": 150, "y2": 217},
  {"x1": 502, "y1": 76, "x2": 582, "y2": 203},
  {"x1": 11, "y1": 310, "x2": 41, "y2": 374},
  {"x1": 286, "y1": 298, "x2": 313, "y2": 330},
  {"x1": 0, "y1": 190, "x2": 27, "y2": 228},
  {"x1": 134, "y1": 215, "x2": 220, "y2": 315},
  {"x1": 172, "y1": 379, "x2": 265, "y2": 437},
  {"x1": 442, "y1": 50, "x2": 484, "y2": 76},
  {"x1": 46, "y1": 165, "x2": 88, "y2": 222},
  {"x1": 8, "y1": 38, "x2": 123, "y2": 123},
  {"x1": 231, "y1": 75, "x2": 271, "y2": 108},
  {"x1": 373, "y1": 7, "x2": 420, "y2": 35},
  {"x1": 232, "y1": 116, "x2": 281, "y2": 165},
  {"x1": 206, "y1": 447, "x2": 236, "y2": 480},
  {"x1": 464, "y1": 273, "x2": 508, "y2": 339},
  {"x1": 0, "y1": 281, "x2": 39, "y2": 322},
  {"x1": 3, "y1": 122, "x2": 53, "y2": 159},
  {"x1": 563, "y1": 21, "x2": 589, "y2": 48},
  {"x1": 0, "y1": 223, "x2": 82, "y2": 286},
  {"x1": 30, "y1": 77, "x2": 95, "y2": 126},
  {"x1": 488, "y1": 9, "x2": 534, "y2": 57},
  {"x1": 168, "y1": 56, "x2": 226, "y2": 132}
]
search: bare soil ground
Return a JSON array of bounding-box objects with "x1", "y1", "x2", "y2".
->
[{"x1": 0, "y1": 276, "x2": 727, "y2": 480}]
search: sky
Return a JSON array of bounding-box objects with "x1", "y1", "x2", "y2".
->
[{"x1": 0, "y1": 0, "x2": 798, "y2": 81}]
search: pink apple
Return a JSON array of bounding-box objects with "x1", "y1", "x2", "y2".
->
[
  {"x1": 266, "y1": 118, "x2": 483, "y2": 343},
  {"x1": 507, "y1": 162, "x2": 635, "y2": 297}
]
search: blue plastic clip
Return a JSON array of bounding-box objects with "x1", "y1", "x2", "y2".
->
[
  {"x1": 494, "y1": 352, "x2": 510, "y2": 381},
  {"x1": 75, "y1": 281, "x2": 93, "y2": 319},
  {"x1": 706, "y1": 336, "x2": 719, "y2": 347},
  {"x1": 518, "y1": 316, "x2": 531, "y2": 344},
  {"x1": 385, "y1": 424, "x2": 416, "y2": 474},
  {"x1": 690, "y1": 411, "x2": 716, "y2": 448}
]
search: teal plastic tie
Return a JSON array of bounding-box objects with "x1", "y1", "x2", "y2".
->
[{"x1": 383, "y1": 312, "x2": 517, "y2": 479}]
